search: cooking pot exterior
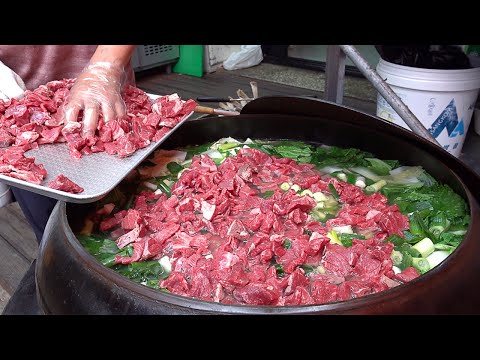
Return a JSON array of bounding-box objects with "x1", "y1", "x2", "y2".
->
[{"x1": 36, "y1": 97, "x2": 480, "y2": 314}]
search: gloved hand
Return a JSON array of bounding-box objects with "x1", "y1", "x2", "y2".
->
[
  {"x1": 0, "y1": 60, "x2": 27, "y2": 101},
  {"x1": 62, "y1": 61, "x2": 126, "y2": 138}
]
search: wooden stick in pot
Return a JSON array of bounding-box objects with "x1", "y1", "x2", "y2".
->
[{"x1": 194, "y1": 105, "x2": 240, "y2": 116}]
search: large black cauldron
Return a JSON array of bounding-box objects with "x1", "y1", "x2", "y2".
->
[{"x1": 36, "y1": 97, "x2": 480, "y2": 314}]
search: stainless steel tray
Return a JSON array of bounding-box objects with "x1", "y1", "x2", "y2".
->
[{"x1": 0, "y1": 94, "x2": 193, "y2": 203}]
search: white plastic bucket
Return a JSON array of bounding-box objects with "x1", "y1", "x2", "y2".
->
[
  {"x1": 0, "y1": 182, "x2": 12, "y2": 208},
  {"x1": 376, "y1": 58, "x2": 480, "y2": 157},
  {"x1": 474, "y1": 107, "x2": 480, "y2": 136}
]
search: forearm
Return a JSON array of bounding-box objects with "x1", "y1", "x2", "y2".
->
[{"x1": 89, "y1": 45, "x2": 137, "y2": 68}]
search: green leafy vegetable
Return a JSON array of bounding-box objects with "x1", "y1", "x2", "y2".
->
[
  {"x1": 273, "y1": 263, "x2": 286, "y2": 277},
  {"x1": 428, "y1": 212, "x2": 450, "y2": 236},
  {"x1": 299, "y1": 264, "x2": 315, "y2": 274},
  {"x1": 429, "y1": 185, "x2": 468, "y2": 219},
  {"x1": 437, "y1": 232, "x2": 464, "y2": 247},
  {"x1": 166, "y1": 162, "x2": 184, "y2": 175},
  {"x1": 181, "y1": 142, "x2": 214, "y2": 158},
  {"x1": 77, "y1": 234, "x2": 132, "y2": 268},
  {"x1": 385, "y1": 234, "x2": 405, "y2": 246},
  {"x1": 259, "y1": 190, "x2": 275, "y2": 199},
  {"x1": 338, "y1": 233, "x2": 365, "y2": 247},
  {"x1": 114, "y1": 260, "x2": 170, "y2": 285},
  {"x1": 313, "y1": 146, "x2": 373, "y2": 169},
  {"x1": 270, "y1": 141, "x2": 314, "y2": 163},
  {"x1": 365, "y1": 158, "x2": 394, "y2": 176}
]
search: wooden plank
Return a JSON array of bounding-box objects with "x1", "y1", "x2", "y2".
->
[
  {"x1": 139, "y1": 71, "x2": 321, "y2": 97},
  {"x1": 137, "y1": 71, "x2": 376, "y2": 115},
  {"x1": 0, "y1": 284, "x2": 10, "y2": 313},
  {"x1": 0, "y1": 235, "x2": 30, "y2": 295},
  {"x1": 137, "y1": 73, "x2": 326, "y2": 108},
  {"x1": 0, "y1": 202, "x2": 38, "y2": 262}
]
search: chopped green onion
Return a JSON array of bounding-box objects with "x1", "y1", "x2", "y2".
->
[
  {"x1": 391, "y1": 247, "x2": 413, "y2": 270},
  {"x1": 300, "y1": 189, "x2": 314, "y2": 197},
  {"x1": 142, "y1": 181, "x2": 158, "y2": 191},
  {"x1": 327, "y1": 230, "x2": 342, "y2": 245},
  {"x1": 392, "y1": 266, "x2": 402, "y2": 274},
  {"x1": 395, "y1": 243, "x2": 421, "y2": 258},
  {"x1": 291, "y1": 184, "x2": 301, "y2": 193},
  {"x1": 355, "y1": 176, "x2": 366, "y2": 188},
  {"x1": 314, "y1": 202, "x2": 325, "y2": 209},
  {"x1": 328, "y1": 183, "x2": 339, "y2": 200},
  {"x1": 332, "y1": 225, "x2": 353, "y2": 234},
  {"x1": 391, "y1": 250, "x2": 404, "y2": 266},
  {"x1": 156, "y1": 181, "x2": 171, "y2": 197},
  {"x1": 426, "y1": 251, "x2": 450, "y2": 269},
  {"x1": 349, "y1": 167, "x2": 382, "y2": 182},
  {"x1": 365, "y1": 179, "x2": 387, "y2": 193},
  {"x1": 412, "y1": 237, "x2": 435, "y2": 258},
  {"x1": 336, "y1": 172, "x2": 348, "y2": 182},
  {"x1": 218, "y1": 143, "x2": 241, "y2": 151},
  {"x1": 412, "y1": 257, "x2": 430, "y2": 274},
  {"x1": 433, "y1": 243, "x2": 456, "y2": 253},
  {"x1": 312, "y1": 210, "x2": 327, "y2": 222}
]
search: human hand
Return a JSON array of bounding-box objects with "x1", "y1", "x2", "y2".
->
[
  {"x1": 62, "y1": 61, "x2": 126, "y2": 138},
  {"x1": 0, "y1": 60, "x2": 27, "y2": 101}
]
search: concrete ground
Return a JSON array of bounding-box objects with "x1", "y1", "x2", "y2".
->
[{"x1": 233, "y1": 63, "x2": 378, "y2": 104}]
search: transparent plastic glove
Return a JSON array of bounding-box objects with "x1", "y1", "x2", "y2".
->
[
  {"x1": 62, "y1": 61, "x2": 126, "y2": 138},
  {"x1": 0, "y1": 60, "x2": 27, "y2": 101}
]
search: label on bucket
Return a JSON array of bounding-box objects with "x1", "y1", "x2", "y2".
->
[
  {"x1": 376, "y1": 87, "x2": 478, "y2": 158},
  {"x1": 428, "y1": 99, "x2": 462, "y2": 138}
]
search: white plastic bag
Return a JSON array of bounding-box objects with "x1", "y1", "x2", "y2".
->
[
  {"x1": 223, "y1": 45, "x2": 263, "y2": 71},
  {"x1": 0, "y1": 60, "x2": 26, "y2": 101}
]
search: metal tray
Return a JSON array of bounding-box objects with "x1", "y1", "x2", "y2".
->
[{"x1": 0, "y1": 94, "x2": 193, "y2": 203}]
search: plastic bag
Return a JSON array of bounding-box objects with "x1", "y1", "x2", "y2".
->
[
  {"x1": 0, "y1": 60, "x2": 27, "y2": 101},
  {"x1": 223, "y1": 45, "x2": 263, "y2": 71},
  {"x1": 375, "y1": 45, "x2": 471, "y2": 70}
]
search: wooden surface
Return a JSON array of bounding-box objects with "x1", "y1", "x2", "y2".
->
[
  {"x1": 0, "y1": 202, "x2": 37, "y2": 312},
  {"x1": 135, "y1": 67, "x2": 377, "y2": 115}
]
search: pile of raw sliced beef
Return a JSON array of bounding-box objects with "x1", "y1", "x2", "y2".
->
[
  {"x1": 0, "y1": 79, "x2": 197, "y2": 193},
  {"x1": 98, "y1": 147, "x2": 417, "y2": 306}
]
